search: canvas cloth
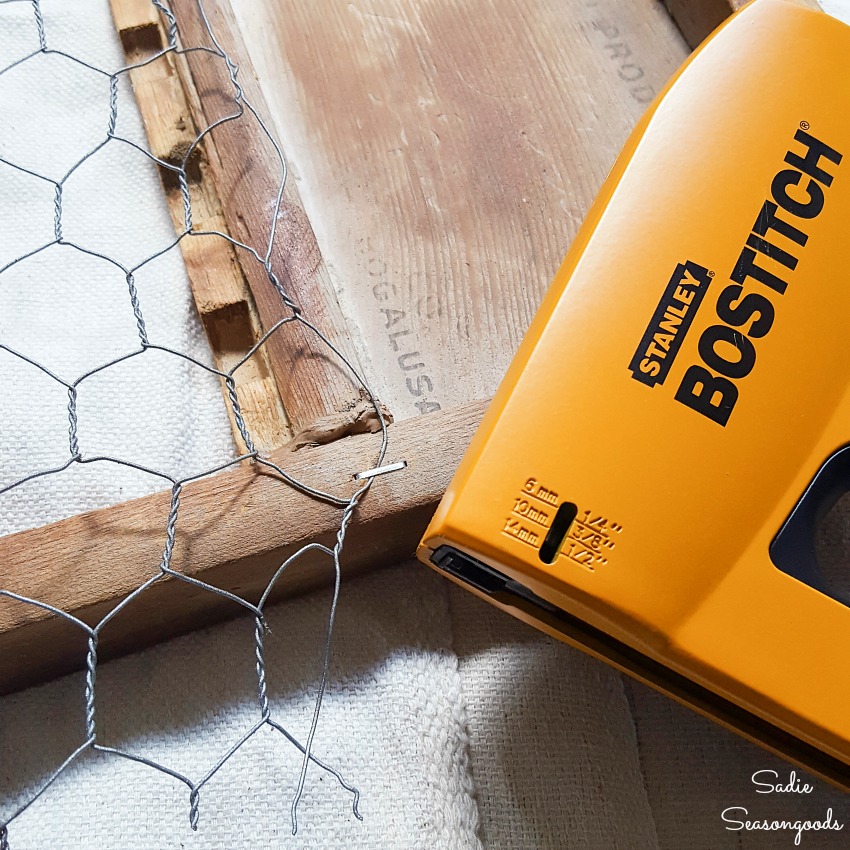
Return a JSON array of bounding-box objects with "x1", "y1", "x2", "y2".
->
[{"x1": 2, "y1": 1, "x2": 850, "y2": 848}]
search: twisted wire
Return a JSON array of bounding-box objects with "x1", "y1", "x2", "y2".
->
[
  {"x1": 0, "y1": 0, "x2": 389, "y2": 842},
  {"x1": 84, "y1": 637, "x2": 98, "y2": 741},
  {"x1": 30, "y1": 0, "x2": 45, "y2": 50}
]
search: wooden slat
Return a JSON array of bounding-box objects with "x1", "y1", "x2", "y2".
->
[
  {"x1": 228, "y1": 0, "x2": 690, "y2": 420},
  {"x1": 0, "y1": 0, "x2": 696, "y2": 693},
  {"x1": 0, "y1": 401, "x2": 485, "y2": 694},
  {"x1": 111, "y1": 0, "x2": 291, "y2": 452},
  {"x1": 163, "y1": 0, "x2": 370, "y2": 436},
  {"x1": 663, "y1": 0, "x2": 745, "y2": 49},
  {"x1": 664, "y1": 0, "x2": 829, "y2": 50}
]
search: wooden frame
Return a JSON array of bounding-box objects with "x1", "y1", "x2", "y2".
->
[
  {"x1": 0, "y1": 0, "x2": 737, "y2": 693},
  {"x1": 663, "y1": 0, "x2": 744, "y2": 49}
]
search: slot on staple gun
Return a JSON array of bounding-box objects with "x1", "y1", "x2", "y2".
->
[{"x1": 417, "y1": 0, "x2": 850, "y2": 789}]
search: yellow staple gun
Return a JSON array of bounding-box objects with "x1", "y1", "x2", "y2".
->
[{"x1": 417, "y1": 0, "x2": 850, "y2": 789}]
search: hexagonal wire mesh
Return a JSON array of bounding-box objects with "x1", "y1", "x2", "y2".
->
[{"x1": 0, "y1": 0, "x2": 389, "y2": 844}]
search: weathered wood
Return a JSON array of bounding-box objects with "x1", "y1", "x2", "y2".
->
[
  {"x1": 165, "y1": 0, "x2": 368, "y2": 435},
  {"x1": 0, "y1": 0, "x2": 695, "y2": 694},
  {"x1": 229, "y1": 0, "x2": 690, "y2": 420},
  {"x1": 0, "y1": 401, "x2": 485, "y2": 694},
  {"x1": 663, "y1": 0, "x2": 745, "y2": 49},
  {"x1": 111, "y1": 0, "x2": 291, "y2": 452}
]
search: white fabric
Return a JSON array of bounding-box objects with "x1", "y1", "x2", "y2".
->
[
  {"x1": 2, "y1": 2, "x2": 850, "y2": 849},
  {"x1": 3, "y1": 561, "x2": 850, "y2": 849},
  {"x1": 0, "y1": 565, "x2": 482, "y2": 848},
  {"x1": 0, "y1": 0, "x2": 235, "y2": 537}
]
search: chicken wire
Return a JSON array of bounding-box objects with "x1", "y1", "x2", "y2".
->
[{"x1": 0, "y1": 0, "x2": 389, "y2": 845}]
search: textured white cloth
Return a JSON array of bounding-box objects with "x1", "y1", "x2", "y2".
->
[
  {"x1": 2, "y1": 2, "x2": 850, "y2": 849},
  {"x1": 0, "y1": 0, "x2": 236, "y2": 537},
  {"x1": 3, "y1": 561, "x2": 850, "y2": 849},
  {"x1": 0, "y1": 565, "x2": 482, "y2": 849}
]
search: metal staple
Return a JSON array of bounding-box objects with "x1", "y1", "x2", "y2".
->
[{"x1": 0, "y1": 0, "x2": 389, "y2": 842}]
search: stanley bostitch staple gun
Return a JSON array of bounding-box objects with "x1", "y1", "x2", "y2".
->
[{"x1": 417, "y1": 0, "x2": 850, "y2": 788}]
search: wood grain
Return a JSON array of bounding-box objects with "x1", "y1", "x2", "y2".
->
[
  {"x1": 0, "y1": 0, "x2": 694, "y2": 692},
  {"x1": 163, "y1": 0, "x2": 369, "y2": 435},
  {"x1": 111, "y1": 0, "x2": 291, "y2": 452},
  {"x1": 0, "y1": 400, "x2": 486, "y2": 694},
  {"x1": 229, "y1": 0, "x2": 689, "y2": 420}
]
